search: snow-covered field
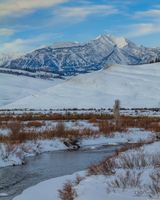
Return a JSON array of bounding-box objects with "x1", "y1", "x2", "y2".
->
[
  {"x1": 0, "y1": 73, "x2": 61, "y2": 106},
  {"x1": 1, "y1": 63, "x2": 160, "y2": 109},
  {"x1": 12, "y1": 140, "x2": 160, "y2": 200}
]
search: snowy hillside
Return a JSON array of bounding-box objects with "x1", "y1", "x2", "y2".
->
[
  {"x1": 1, "y1": 63, "x2": 160, "y2": 109},
  {"x1": 0, "y1": 73, "x2": 59, "y2": 106},
  {"x1": 1, "y1": 35, "x2": 160, "y2": 76},
  {"x1": 0, "y1": 52, "x2": 22, "y2": 66}
]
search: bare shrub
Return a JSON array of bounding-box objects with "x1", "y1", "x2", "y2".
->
[
  {"x1": 55, "y1": 121, "x2": 66, "y2": 137},
  {"x1": 151, "y1": 154, "x2": 160, "y2": 168},
  {"x1": 115, "y1": 151, "x2": 160, "y2": 170},
  {"x1": 107, "y1": 170, "x2": 142, "y2": 192},
  {"x1": 98, "y1": 120, "x2": 127, "y2": 135},
  {"x1": 0, "y1": 142, "x2": 24, "y2": 162},
  {"x1": 74, "y1": 176, "x2": 85, "y2": 185},
  {"x1": 115, "y1": 151, "x2": 147, "y2": 169},
  {"x1": 147, "y1": 170, "x2": 160, "y2": 198},
  {"x1": 8, "y1": 121, "x2": 27, "y2": 144},
  {"x1": 88, "y1": 158, "x2": 115, "y2": 176},
  {"x1": 88, "y1": 141, "x2": 151, "y2": 176},
  {"x1": 59, "y1": 182, "x2": 77, "y2": 200},
  {"x1": 0, "y1": 142, "x2": 13, "y2": 159},
  {"x1": 98, "y1": 120, "x2": 113, "y2": 135}
]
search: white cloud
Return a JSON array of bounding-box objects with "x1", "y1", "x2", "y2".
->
[
  {"x1": 129, "y1": 8, "x2": 160, "y2": 37},
  {"x1": 55, "y1": 4, "x2": 118, "y2": 21},
  {"x1": 0, "y1": 0, "x2": 69, "y2": 17},
  {"x1": 0, "y1": 28, "x2": 15, "y2": 36},
  {"x1": 127, "y1": 23, "x2": 160, "y2": 37},
  {"x1": 0, "y1": 33, "x2": 62, "y2": 53},
  {"x1": 2, "y1": 39, "x2": 28, "y2": 51},
  {"x1": 136, "y1": 9, "x2": 160, "y2": 18}
]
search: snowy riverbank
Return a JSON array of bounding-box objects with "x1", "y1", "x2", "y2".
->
[
  {"x1": 11, "y1": 140, "x2": 160, "y2": 200},
  {"x1": 0, "y1": 128, "x2": 155, "y2": 168}
]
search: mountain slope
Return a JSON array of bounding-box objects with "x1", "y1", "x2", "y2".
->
[
  {"x1": 0, "y1": 73, "x2": 60, "y2": 106},
  {"x1": 2, "y1": 63, "x2": 160, "y2": 109},
  {"x1": 2, "y1": 35, "x2": 160, "y2": 76},
  {"x1": 0, "y1": 52, "x2": 22, "y2": 66}
]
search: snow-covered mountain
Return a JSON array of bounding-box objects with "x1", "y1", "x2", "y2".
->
[
  {"x1": 0, "y1": 52, "x2": 22, "y2": 66},
  {"x1": 1, "y1": 35, "x2": 160, "y2": 76},
  {"x1": 1, "y1": 63, "x2": 160, "y2": 109}
]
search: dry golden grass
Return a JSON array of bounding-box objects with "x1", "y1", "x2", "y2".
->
[
  {"x1": 26, "y1": 121, "x2": 44, "y2": 127},
  {"x1": 98, "y1": 120, "x2": 127, "y2": 135},
  {"x1": 0, "y1": 120, "x2": 98, "y2": 144},
  {"x1": 0, "y1": 112, "x2": 159, "y2": 144},
  {"x1": 59, "y1": 182, "x2": 77, "y2": 200},
  {"x1": 0, "y1": 112, "x2": 112, "y2": 122}
]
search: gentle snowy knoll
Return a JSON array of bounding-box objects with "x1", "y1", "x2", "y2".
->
[
  {"x1": 0, "y1": 73, "x2": 61, "y2": 106},
  {"x1": 1, "y1": 63, "x2": 160, "y2": 109}
]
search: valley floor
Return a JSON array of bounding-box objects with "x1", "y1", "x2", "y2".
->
[{"x1": 0, "y1": 111, "x2": 159, "y2": 200}]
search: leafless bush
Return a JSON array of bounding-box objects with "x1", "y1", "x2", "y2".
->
[
  {"x1": 107, "y1": 170, "x2": 142, "y2": 192},
  {"x1": 59, "y1": 182, "x2": 77, "y2": 200},
  {"x1": 0, "y1": 143, "x2": 13, "y2": 159},
  {"x1": 74, "y1": 176, "x2": 85, "y2": 185},
  {"x1": 8, "y1": 121, "x2": 27, "y2": 144},
  {"x1": 147, "y1": 170, "x2": 160, "y2": 198},
  {"x1": 115, "y1": 151, "x2": 147, "y2": 169},
  {"x1": 98, "y1": 120, "x2": 127, "y2": 134},
  {"x1": 55, "y1": 121, "x2": 66, "y2": 137},
  {"x1": 0, "y1": 142, "x2": 23, "y2": 160},
  {"x1": 88, "y1": 158, "x2": 115, "y2": 176},
  {"x1": 88, "y1": 141, "x2": 151, "y2": 176},
  {"x1": 150, "y1": 154, "x2": 160, "y2": 168},
  {"x1": 115, "y1": 151, "x2": 160, "y2": 169}
]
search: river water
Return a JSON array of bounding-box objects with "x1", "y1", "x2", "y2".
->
[{"x1": 0, "y1": 146, "x2": 119, "y2": 200}]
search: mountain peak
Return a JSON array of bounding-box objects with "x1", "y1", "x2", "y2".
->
[
  {"x1": 109, "y1": 35, "x2": 128, "y2": 48},
  {"x1": 95, "y1": 34, "x2": 128, "y2": 48}
]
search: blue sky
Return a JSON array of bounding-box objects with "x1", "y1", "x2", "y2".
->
[{"x1": 0, "y1": 0, "x2": 160, "y2": 53}]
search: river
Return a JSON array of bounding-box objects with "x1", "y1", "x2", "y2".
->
[{"x1": 0, "y1": 145, "x2": 119, "y2": 200}]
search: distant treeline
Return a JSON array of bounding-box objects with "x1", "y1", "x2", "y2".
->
[
  {"x1": 149, "y1": 57, "x2": 160, "y2": 64},
  {"x1": 0, "y1": 68, "x2": 63, "y2": 79}
]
